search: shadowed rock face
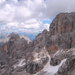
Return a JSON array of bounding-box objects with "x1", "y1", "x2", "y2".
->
[{"x1": 25, "y1": 61, "x2": 44, "y2": 74}]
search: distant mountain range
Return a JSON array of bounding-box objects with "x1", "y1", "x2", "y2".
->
[
  {"x1": 0, "y1": 33, "x2": 6, "y2": 38},
  {"x1": 18, "y1": 33, "x2": 37, "y2": 41},
  {"x1": 0, "y1": 32, "x2": 36, "y2": 41}
]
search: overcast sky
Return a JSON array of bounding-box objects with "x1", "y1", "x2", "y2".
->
[{"x1": 0, "y1": 0, "x2": 75, "y2": 34}]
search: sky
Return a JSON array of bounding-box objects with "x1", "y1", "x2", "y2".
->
[{"x1": 0, "y1": 0, "x2": 75, "y2": 34}]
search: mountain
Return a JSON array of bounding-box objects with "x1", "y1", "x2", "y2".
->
[
  {"x1": 0, "y1": 12, "x2": 75, "y2": 75},
  {"x1": 20, "y1": 35, "x2": 32, "y2": 44},
  {"x1": 49, "y1": 12, "x2": 75, "y2": 75},
  {"x1": 0, "y1": 32, "x2": 31, "y2": 47},
  {"x1": 18, "y1": 33, "x2": 37, "y2": 41},
  {"x1": 0, "y1": 33, "x2": 6, "y2": 38},
  {"x1": 0, "y1": 32, "x2": 16, "y2": 43}
]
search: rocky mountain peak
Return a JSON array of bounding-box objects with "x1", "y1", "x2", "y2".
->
[
  {"x1": 46, "y1": 12, "x2": 75, "y2": 54},
  {"x1": 49, "y1": 12, "x2": 75, "y2": 36},
  {"x1": 20, "y1": 34, "x2": 32, "y2": 44},
  {"x1": 9, "y1": 33, "x2": 20, "y2": 41}
]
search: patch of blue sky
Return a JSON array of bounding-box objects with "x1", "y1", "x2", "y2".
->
[
  {"x1": 18, "y1": 0, "x2": 20, "y2": 1},
  {"x1": 42, "y1": 18, "x2": 53, "y2": 25},
  {"x1": 0, "y1": 25, "x2": 5, "y2": 28},
  {"x1": 42, "y1": 18, "x2": 53, "y2": 24}
]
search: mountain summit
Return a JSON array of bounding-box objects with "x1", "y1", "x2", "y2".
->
[{"x1": 50, "y1": 12, "x2": 75, "y2": 35}]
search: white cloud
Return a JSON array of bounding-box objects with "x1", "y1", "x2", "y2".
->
[
  {"x1": 1, "y1": 0, "x2": 75, "y2": 34},
  {"x1": 4, "y1": 18, "x2": 41, "y2": 29},
  {"x1": 0, "y1": 0, "x2": 6, "y2": 3},
  {"x1": 14, "y1": 5, "x2": 32, "y2": 21},
  {"x1": 0, "y1": 18, "x2": 42, "y2": 34},
  {"x1": 25, "y1": 19, "x2": 37, "y2": 24},
  {"x1": 0, "y1": 3, "x2": 14, "y2": 24},
  {"x1": 39, "y1": 23, "x2": 50, "y2": 32},
  {"x1": 43, "y1": 23, "x2": 50, "y2": 30},
  {"x1": 44, "y1": 0, "x2": 75, "y2": 18},
  {"x1": 13, "y1": 0, "x2": 18, "y2": 3}
]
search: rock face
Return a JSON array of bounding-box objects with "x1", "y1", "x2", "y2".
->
[
  {"x1": 55, "y1": 55, "x2": 75, "y2": 75},
  {"x1": 48, "y1": 12, "x2": 75, "y2": 75},
  {"x1": 20, "y1": 35, "x2": 31, "y2": 44},
  {"x1": 33, "y1": 29, "x2": 49, "y2": 48},
  {"x1": 47, "y1": 45, "x2": 57, "y2": 57},
  {"x1": 25, "y1": 61, "x2": 43, "y2": 74},
  {"x1": 50, "y1": 12, "x2": 75, "y2": 36},
  {"x1": 25, "y1": 47, "x2": 49, "y2": 74},
  {"x1": 0, "y1": 32, "x2": 16, "y2": 44},
  {"x1": 0, "y1": 33, "x2": 48, "y2": 75},
  {"x1": 46, "y1": 13, "x2": 75, "y2": 51},
  {"x1": 0, "y1": 34, "x2": 28, "y2": 75}
]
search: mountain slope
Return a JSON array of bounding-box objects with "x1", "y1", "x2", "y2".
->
[{"x1": 0, "y1": 12, "x2": 75, "y2": 75}]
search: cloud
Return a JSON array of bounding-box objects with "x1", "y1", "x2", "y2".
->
[
  {"x1": 0, "y1": 3, "x2": 14, "y2": 24},
  {"x1": 4, "y1": 18, "x2": 41, "y2": 29},
  {"x1": 0, "y1": 0, "x2": 75, "y2": 34},
  {"x1": 0, "y1": 0, "x2": 6, "y2": 3},
  {"x1": 44, "y1": 0, "x2": 75, "y2": 18},
  {"x1": 0, "y1": 18, "x2": 42, "y2": 33},
  {"x1": 43, "y1": 23, "x2": 50, "y2": 30},
  {"x1": 14, "y1": 5, "x2": 32, "y2": 22},
  {"x1": 0, "y1": 0, "x2": 47, "y2": 24}
]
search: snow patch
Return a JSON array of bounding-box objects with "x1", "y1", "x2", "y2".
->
[
  {"x1": 53, "y1": 50, "x2": 59, "y2": 56},
  {"x1": 44, "y1": 72, "x2": 54, "y2": 75},
  {"x1": 13, "y1": 59, "x2": 26, "y2": 68},
  {"x1": 67, "y1": 49, "x2": 71, "y2": 52},
  {"x1": 34, "y1": 51, "x2": 67, "y2": 75},
  {"x1": 54, "y1": 49, "x2": 65, "y2": 57},
  {"x1": 67, "y1": 48, "x2": 75, "y2": 52},
  {"x1": 33, "y1": 48, "x2": 47, "y2": 63},
  {"x1": 42, "y1": 53, "x2": 67, "y2": 75}
]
